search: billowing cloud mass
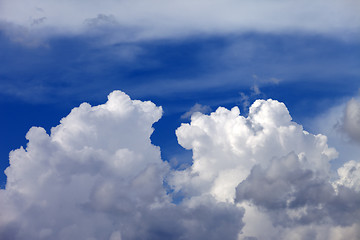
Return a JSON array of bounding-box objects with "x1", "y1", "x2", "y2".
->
[
  {"x1": 0, "y1": 0, "x2": 359, "y2": 45},
  {"x1": 1, "y1": 91, "x2": 360, "y2": 239},
  {"x1": 171, "y1": 99, "x2": 360, "y2": 239},
  {"x1": 172, "y1": 100, "x2": 337, "y2": 202},
  {"x1": 0, "y1": 91, "x2": 244, "y2": 240}
]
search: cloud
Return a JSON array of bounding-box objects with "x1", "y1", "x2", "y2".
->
[
  {"x1": 171, "y1": 98, "x2": 360, "y2": 239},
  {"x1": 303, "y1": 98, "x2": 360, "y2": 169},
  {"x1": 336, "y1": 160, "x2": 360, "y2": 192},
  {"x1": 0, "y1": 90, "x2": 244, "y2": 240},
  {"x1": 171, "y1": 99, "x2": 338, "y2": 202},
  {"x1": 1, "y1": 0, "x2": 359, "y2": 45},
  {"x1": 236, "y1": 153, "x2": 334, "y2": 213},
  {"x1": 341, "y1": 98, "x2": 360, "y2": 143},
  {"x1": 236, "y1": 152, "x2": 360, "y2": 228},
  {"x1": 238, "y1": 75, "x2": 268, "y2": 112},
  {"x1": 181, "y1": 103, "x2": 212, "y2": 120},
  {"x1": 0, "y1": 90, "x2": 168, "y2": 239}
]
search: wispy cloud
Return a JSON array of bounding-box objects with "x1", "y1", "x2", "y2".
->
[{"x1": 181, "y1": 103, "x2": 211, "y2": 119}]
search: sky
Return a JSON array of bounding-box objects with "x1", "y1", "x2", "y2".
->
[{"x1": 0, "y1": 0, "x2": 360, "y2": 239}]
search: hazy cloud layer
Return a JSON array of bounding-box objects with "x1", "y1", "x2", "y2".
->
[
  {"x1": 1, "y1": 91, "x2": 360, "y2": 239},
  {"x1": 1, "y1": 0, "x2": 359, "y2": 45}
]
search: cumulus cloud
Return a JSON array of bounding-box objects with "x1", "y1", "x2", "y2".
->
[
  {"x1": 0, "y1": 90, "x2": 244, "y2": 240},
  {"x1": 0, "y1": 0, "x2": 359, "y2": 44},
  {"x1": 171, "y1": 98, "x2": 360, "y2": 239},
  {"x1": 336, "y1": 160, "x2": 360, "y2": 192},
  {"x1": 171, "y1": 99, "x2": 337, "y2": 202}
]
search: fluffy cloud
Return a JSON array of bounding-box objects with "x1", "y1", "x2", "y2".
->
[
  {"x1": 0, "y1": 0, "x2": 359, "y2": 45},
  {"x1": 336, "y1": 160, "x2": 360, "y2": 192},
  {"x1": 171, "y1": 99, "x2": 337, "y2": 202},
  {"x1": 0, "y1": 91, "x2": 167, "y2": 239},
  {"x1": 171, "y1": 99, "x2": 360, "y2": 239},
  {"x1": 0, "y1": 91, "x2": 244, "y2": 240}
]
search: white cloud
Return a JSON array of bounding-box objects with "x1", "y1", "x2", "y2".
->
[
  {"x1": 336, "y1": 160, "x2": 360, "y2": 192},
  {"x1": 171, "y1": 99, "x2": 338, "y2": 202},
  {"x1": 171, "y1": 98, "x2": 360, "y2": 239},
  {"x1": 1, "y1": 90, "x2": 168, "y2": 239},
  {"x1": 0, "y1": 90, "x2": 244, "y2": 240},
  {"x1": 1, "y1": 0, "x2": 359, "y2": 45}
]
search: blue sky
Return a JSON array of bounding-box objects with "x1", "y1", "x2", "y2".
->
[{"x1": 1, "y1": 1, "x2": 360, "y2": 239}]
